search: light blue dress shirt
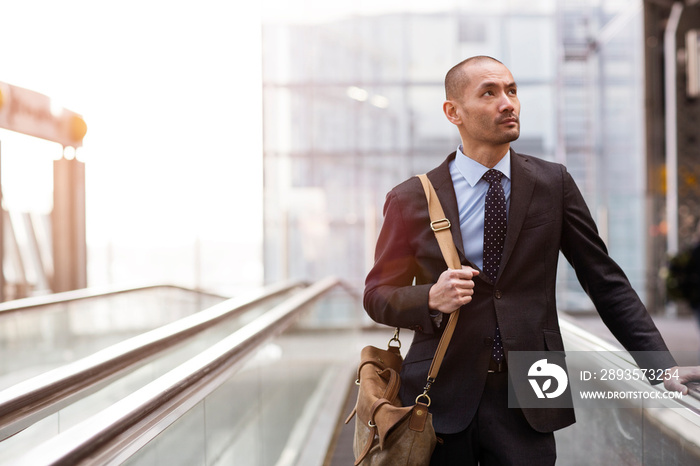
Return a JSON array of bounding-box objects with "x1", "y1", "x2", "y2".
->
[{"x1": 449, "y1": 146, "x2": 511, "y2": 271}]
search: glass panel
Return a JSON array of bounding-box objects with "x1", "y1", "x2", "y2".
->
[
  {"x1": 555, "y1": 322, "x2": 700, "y2": 463},
  {"x1": 0, "y1": 288, "x2": 298, "y2": 463},
  {"x1": 0, "y1": 287, "x2": 226, "y2": 390},
  {"x1": 124, "y1": 288, "x2": 362, "y2": 466},
  {"x1": 262, "y1": 1, "x2": 653, "y2": 312}
]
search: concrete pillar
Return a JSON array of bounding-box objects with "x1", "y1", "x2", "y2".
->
[{"x1": 52, "y1": 155, "x2": 87, "y2": 292}]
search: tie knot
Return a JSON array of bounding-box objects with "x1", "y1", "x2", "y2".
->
[{"x1": 483, "y1": 169, "x2": 503, "y2": 185}]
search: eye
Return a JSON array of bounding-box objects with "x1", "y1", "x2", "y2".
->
[
  {"x1": 508, "y1": 88, "x2": 517, "y2": 95},
  {"x1": 482, "y1": 90, "x2": 494, "y2": 97}
]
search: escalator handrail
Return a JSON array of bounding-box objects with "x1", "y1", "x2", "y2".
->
[
  {"x1": 559, "y1": 316, "x2": 700, "y2": 456},
  {"x1": 0, "y1": 280, "x2": 305, "y2": 442},
  {"x1": 13, "y1": 277, "x2": 340, "y2": 466},
  {"x1": 0, "y1": 283, "x2": 231, "y2": 315},
  {"x1": 560, "y1": 317, "x2": 700, "y2": 408}
]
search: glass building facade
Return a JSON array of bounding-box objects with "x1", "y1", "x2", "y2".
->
[{"x1": 262, "y1": 0, "x2": 651, "y2": 312}]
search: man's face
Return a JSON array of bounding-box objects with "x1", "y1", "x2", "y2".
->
[{"x1": 450, "y1": 61, "x2": 520, "y2": 148}]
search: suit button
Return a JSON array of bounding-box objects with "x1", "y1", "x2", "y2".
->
[
  {"x1": 494, "y1": 290, "x2": 502, "y2": 299},
  {"x1": 484, "y1": 337, "x2": 493, "y2": 346}
]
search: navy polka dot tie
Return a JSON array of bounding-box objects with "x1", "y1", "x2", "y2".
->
[{"x1": 483, "y1": 169, "x2": 507, "y2": 363}]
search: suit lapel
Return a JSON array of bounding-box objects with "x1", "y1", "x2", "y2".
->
[
  {"x1": 500, "y1": 149, "x2": 536, "y2": 273},
  {"x1": 424, "y1": 150, "x2": 534, "y2": 275},
  {"x1": 426, "y1": 152, "x2": 468, "y2": 263}
]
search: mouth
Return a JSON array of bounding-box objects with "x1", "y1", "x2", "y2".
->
[{"x1": 499, "y1": 115, "x2": 519, "y2": 125}]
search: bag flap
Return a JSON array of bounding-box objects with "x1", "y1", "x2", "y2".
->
[
  {"x1": 355, "y1": 344, "x2": 413, "y2": 449},
  {"x1": 358, "y1": 345, "x2": 403, "y2": 374}
]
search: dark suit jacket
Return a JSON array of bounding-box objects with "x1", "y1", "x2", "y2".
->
[{"x1": 363, "y1": 150, "x2": 676, "y2": 434}]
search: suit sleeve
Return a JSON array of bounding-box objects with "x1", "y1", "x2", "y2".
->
[
  {"x1": 363, "y1": 189, "x2": 438, "y2": 334},
  {"x1": 558, "y1": 167, "x2": 676, "y2": 375}
]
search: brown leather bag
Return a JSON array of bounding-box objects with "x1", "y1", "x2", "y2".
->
[
  {"x1": 346, "y1": 174, "x2": 462, "y2": 465},
  {"x1": 346, "y1": 332, "x2": 436, "y2": 465}
]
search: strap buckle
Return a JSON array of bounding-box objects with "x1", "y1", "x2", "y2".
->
[
  {"x1": 388, "y1": 328, "x2": 402, "y2": 349},
  {"x1": 415, "y1": 393, "x2": 432, "y2": 407},
  {"x1": 415, "y1": 377, "x2": 434, "y2": 406},
  {"x1": 430, "y1": 218, "x2": 451, "y2": 232}
]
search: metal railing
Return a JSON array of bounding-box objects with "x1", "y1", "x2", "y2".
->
[
  {"x1": 0, "y1": 280, "x2": 304, "y2": 442},
  {"x1": 0, "y1": 283, "x2": 229, "y2": 315},
  {"x1": 12, "y1": 277, "x2": 340, "y2": 465},
  {"x1": 559, "y1": 318, "x2": 700, "y2": 404},
  {"x1": 9, "y1": 282, "x2": 700, "y2": 465},
  {"x1": 556, "y1": 317, "x2": 700, "y2": 464}
]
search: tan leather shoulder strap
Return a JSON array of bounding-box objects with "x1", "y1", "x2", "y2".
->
[
  {"x1": 417, "y1": 174, "x2": 461, "y2": 270},
  {"x1": 416, "y1": 174, "x2": 462, "y2": 382}
]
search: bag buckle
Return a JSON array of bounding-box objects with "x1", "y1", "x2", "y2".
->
[
  {"x1": 415, "y1": 392, "x2": 432, "y2": 407},
  {"x1": 388, "y1": 328, "x2": 402, "y2": 349},
  {"x1": 415, "y1": 377, "x2": 435, "y2": 406},
  {"x1": 430, "y1": 218, "x2": 451, "y2": 232}
]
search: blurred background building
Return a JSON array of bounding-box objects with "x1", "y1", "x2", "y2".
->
[
  {"x1": 0, "y1": 1, "x2": 699, "y2": 463},
  {"x1": 644, "y1": 0, "x2": 700, "y2": 311},
  {"x1": 0, "y1": 0, "x2": 697, "y2": 312},
  {"x1": 261, "y1": 0, "x2": 681, "y2": 312}
]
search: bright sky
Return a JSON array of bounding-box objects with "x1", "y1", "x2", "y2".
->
[
  {"x1": 0, "y1": 0, "x2": 578, "y2": 289},
  {"x1": 0, "y1": 0, "x2": 263, "y2": 254},
  {"x1": 2, "y1": 0, "x2": 472, "y2": 289}
]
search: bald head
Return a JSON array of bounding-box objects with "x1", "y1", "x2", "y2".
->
[{"x1": 445, "y1": 56, "x2": 506, "y2": 101}]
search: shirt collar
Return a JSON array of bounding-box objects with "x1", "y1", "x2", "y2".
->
[{"x1": 455, "y1": 145, "x2": 511, "y2": 187}]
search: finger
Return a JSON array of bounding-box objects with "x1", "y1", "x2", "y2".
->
[
  {"x1": 443, "y1": 269, "x2": 464, "y2": 281},
  {"x1": 670, "y1": 366, "x2": 700, "y2": 385},
  {"x1": 460, "y1": 287, "x2": 475, "y2": 299},
  {"x1": 686, "y1": 366, "x2": 700, "y2": 381},
  {"x1": 451, "y1": 282, "x2": 472, "y2": 292},
  {"x1": 467, "y1": 267, "x2": 479, "y2": 276},
  {"x1": 452, "y1": 267, "x2": 479, "y2": 280},
  {"x1": 665, "y1": 379, "x2": 689, "y2": 395},
  {"x1": 453, "y1": 279, "x2": 476, "y2": 291},
  {"x1": 673, "y1": 382, "x2": 689, "y2": 395}
]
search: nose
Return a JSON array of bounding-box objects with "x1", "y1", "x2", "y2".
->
[{"x1": 498, "y1": 93, "x2": 515, "y2": 113}]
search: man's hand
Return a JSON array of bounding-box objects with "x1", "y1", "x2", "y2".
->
[
  {"x1": 664, "y1": 365, "x2": 700, "y2": 395},
  {"x1": 428, "y1": 266, "x2": 479, "y2": 314}
]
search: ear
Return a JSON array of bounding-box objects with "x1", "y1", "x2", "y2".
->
[{"x1": 443, "y1": 100, "x2": 461, "y2": 126}]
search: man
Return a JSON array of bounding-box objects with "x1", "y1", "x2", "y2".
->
[{"x1": 363, "y1": 56, "x2": 700, "y2": 465}]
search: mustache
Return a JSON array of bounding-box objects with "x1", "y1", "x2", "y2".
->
[{"x1": 497, "y1": 114, "x2": 519, "y2": 123}]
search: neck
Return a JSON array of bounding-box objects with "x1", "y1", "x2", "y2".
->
[{"x1": 460, "y1": 143, "x2": 510, "y2": 168}]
